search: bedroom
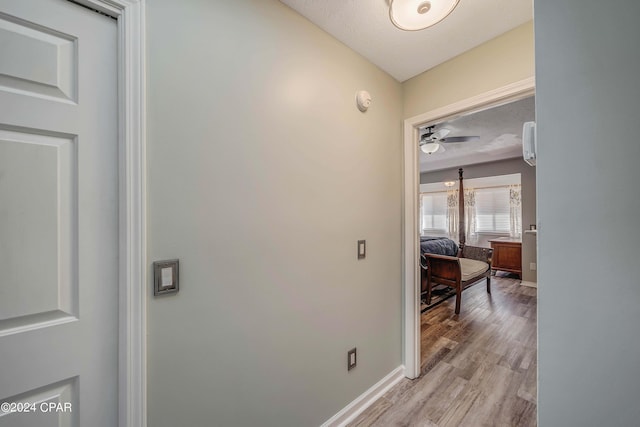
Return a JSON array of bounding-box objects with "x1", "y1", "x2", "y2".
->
[
  {"x1": 418, "y1": 95, "x2": 537, "y2": 300},
  {"x1": 398, "y1": 95, "x2": 539, "y2": 424}
]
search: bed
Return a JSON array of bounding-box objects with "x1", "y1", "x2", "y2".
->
[
  {"x1": 419, "y1": 236, "x2": 458, "y2": 295},
  {"x1": 420, "y1": 236, "x2": 458, "y2": 295},
  {"x1": 420, "y1": 236, "x2": 458, "y2": 257}
]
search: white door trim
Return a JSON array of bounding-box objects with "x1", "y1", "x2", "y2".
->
[
  {"x1": 74, "y1": 1, "x2": 146, "y2": 426},
  {"x1": 402, "y1": 77, "x2": 535, "y2": 379}
]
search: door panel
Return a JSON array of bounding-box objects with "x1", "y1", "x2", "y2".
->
[
  {"x1": 0, "y1": 129, "x2": 77, "y2": 330},
  {"x1": 0, "y1": 0, "x2": 118, "y2": 425},
  {"x1": 0, "y1": 13, "x2": 76, "y2": 102},
  {"x1": 0, "y1": 378, "x2": 77, "y2": 427}
]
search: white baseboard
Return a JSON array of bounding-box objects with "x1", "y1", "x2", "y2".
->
[
  {"x1": 520, "y1": 281, "x2": 537, "y2": 288},
  {"x1": 320, "y1": 365, "x2": 405, "y2": 427}
]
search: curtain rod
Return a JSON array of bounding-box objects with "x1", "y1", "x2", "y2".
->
[{"x1": 420, "y1": 183, "x2": 521, "y2": 194}]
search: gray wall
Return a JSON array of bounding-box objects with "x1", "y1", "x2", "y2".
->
[
  {"x1": 420, "y1": 158, "x2": 537, "y2": 282},
  {"x1": 146, "y1": 1, "x2": 403, "y2": 426},
  {"x1": 536, "y1": 0, "x2": 640, "y2": 425}
]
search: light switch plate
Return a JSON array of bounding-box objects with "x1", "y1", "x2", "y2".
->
[
  {"x1": 357, "y1": 240, "x2": 366, "y2": 259},
  {"x1": 347, "y1": 348, "x2": 357, "y2": 371},
  {"x1": 153, "y1": 259, "x2": 179, "y2": 296}
]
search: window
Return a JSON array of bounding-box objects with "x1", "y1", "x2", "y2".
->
[
  {"x1": 420, "y1": 192, "x2": 448, "y2": 233},
  {"x1": 419, "y1": 176, "x2": 522, "y2": 239},
  {"x1": 474, "y1": 187, "x2": 514, "y2": 234}
]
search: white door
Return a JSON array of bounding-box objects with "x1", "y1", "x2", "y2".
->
[{"x1": 0, "y1": 0, "x2": 118, "y2": 425}]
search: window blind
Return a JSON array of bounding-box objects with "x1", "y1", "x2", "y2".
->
[
  {"x1": 474, "y1": 187, "x2": 510, "y2": 233},
  {"x1": 420, "y1": 192, "x2": 447, "y2": 232}
]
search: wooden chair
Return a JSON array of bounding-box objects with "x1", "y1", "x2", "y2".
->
[{"x1": 422, "y1": 245, "x2": 493, "y2": 314}]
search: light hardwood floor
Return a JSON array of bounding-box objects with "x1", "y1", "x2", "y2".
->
[{"x1": 349, "y1": 275, "x2": 537, "y2": 427}]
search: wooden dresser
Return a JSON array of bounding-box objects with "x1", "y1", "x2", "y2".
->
[{"x1": 488, "y1": 238, "x2": 522, "y2": 278}]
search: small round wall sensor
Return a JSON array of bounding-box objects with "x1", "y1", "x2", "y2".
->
[{"x1": 356, "y1": 90, "x2": 372, "y2": 112}]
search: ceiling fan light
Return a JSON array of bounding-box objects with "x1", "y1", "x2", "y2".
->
[
  {"x1": 421, "y1": 142, "x2": 440, "y2": 154},
  {"x1": 389, "y1": 0, "x2": 460, "y2": 31}
]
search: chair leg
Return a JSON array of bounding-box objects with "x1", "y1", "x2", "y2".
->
[
  {"x1": 426, "y1": 278, "x2": 432, "y2": 305},
  {"x1": 487, "y1": 276, "x2": 491, "y2": 294},
  {"x1": 455, "y1": 285, "x2": 461, "y2": 314}
]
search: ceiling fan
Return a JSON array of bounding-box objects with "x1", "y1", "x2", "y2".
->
[{"x1": 419, "y1": 126, "x2": 480, "y2": 154}]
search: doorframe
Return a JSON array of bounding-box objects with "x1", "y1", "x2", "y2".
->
[
  {"x1": 402, "y1": 77, "x2": 535, "y2": 379},
  {"x1": 76, "y1": 1, "x2": 146, "y2": 426}
]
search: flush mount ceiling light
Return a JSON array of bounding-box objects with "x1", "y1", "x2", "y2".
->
[{"x1": 389, "y1": 0, "x2": 460, "y2": 31}]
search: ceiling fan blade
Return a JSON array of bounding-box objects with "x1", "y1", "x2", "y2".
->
[
  {"x1": 431, "y1": 128, "x2": 450, "y2": 140},
  {"x1": 441, "y1": 136, "x2": 480, "y2": 143}
]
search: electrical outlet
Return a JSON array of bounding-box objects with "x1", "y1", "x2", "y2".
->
[
  {"x1": 530, "y1": 262, "x2": 537, "y2": 271},
  {"x1": 347, "y1": 348, "x2": 357, "y2": 371}
]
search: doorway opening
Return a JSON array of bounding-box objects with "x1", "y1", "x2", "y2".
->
[{"x1": 402, "y1": 78, "x2": 535, "y2": 378}]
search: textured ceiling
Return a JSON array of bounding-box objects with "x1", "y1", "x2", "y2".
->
[
  {"x1": 279, "y1": 0, "x2": 532, "y2": 82},
  {"x1": 419, "y1": 96, "x2": 535, "y2": 172}
]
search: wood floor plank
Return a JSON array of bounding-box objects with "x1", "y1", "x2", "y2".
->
[
  {"x1": 416, "y1": 375, "x2": 468, "y2": 424},
  {"x1": 348, "y1": 276, "x2": 537, "y2": 427},
  {"x1": 435, "y1": 388, "x2": 481, "y2": 427},
  {"x1": 362, "y1": 362, "x2": 459, "y2": 426},
  {"x1": 349, "y1": 397, "x2": 394, "y2": 427},
  {"x1": 495, "y1": 370, "x2": 537, "y2": 427}
]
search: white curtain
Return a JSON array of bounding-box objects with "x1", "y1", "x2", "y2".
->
[
  {"x1": 446, "y1": 189, "x2": 458, "y2": 239},
  {"x1": 509, "y1": 184, "x2": 522, "y2": 238},
  {"x1": 464, "y1": 188, "x2": 477, "y2": 242}
]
